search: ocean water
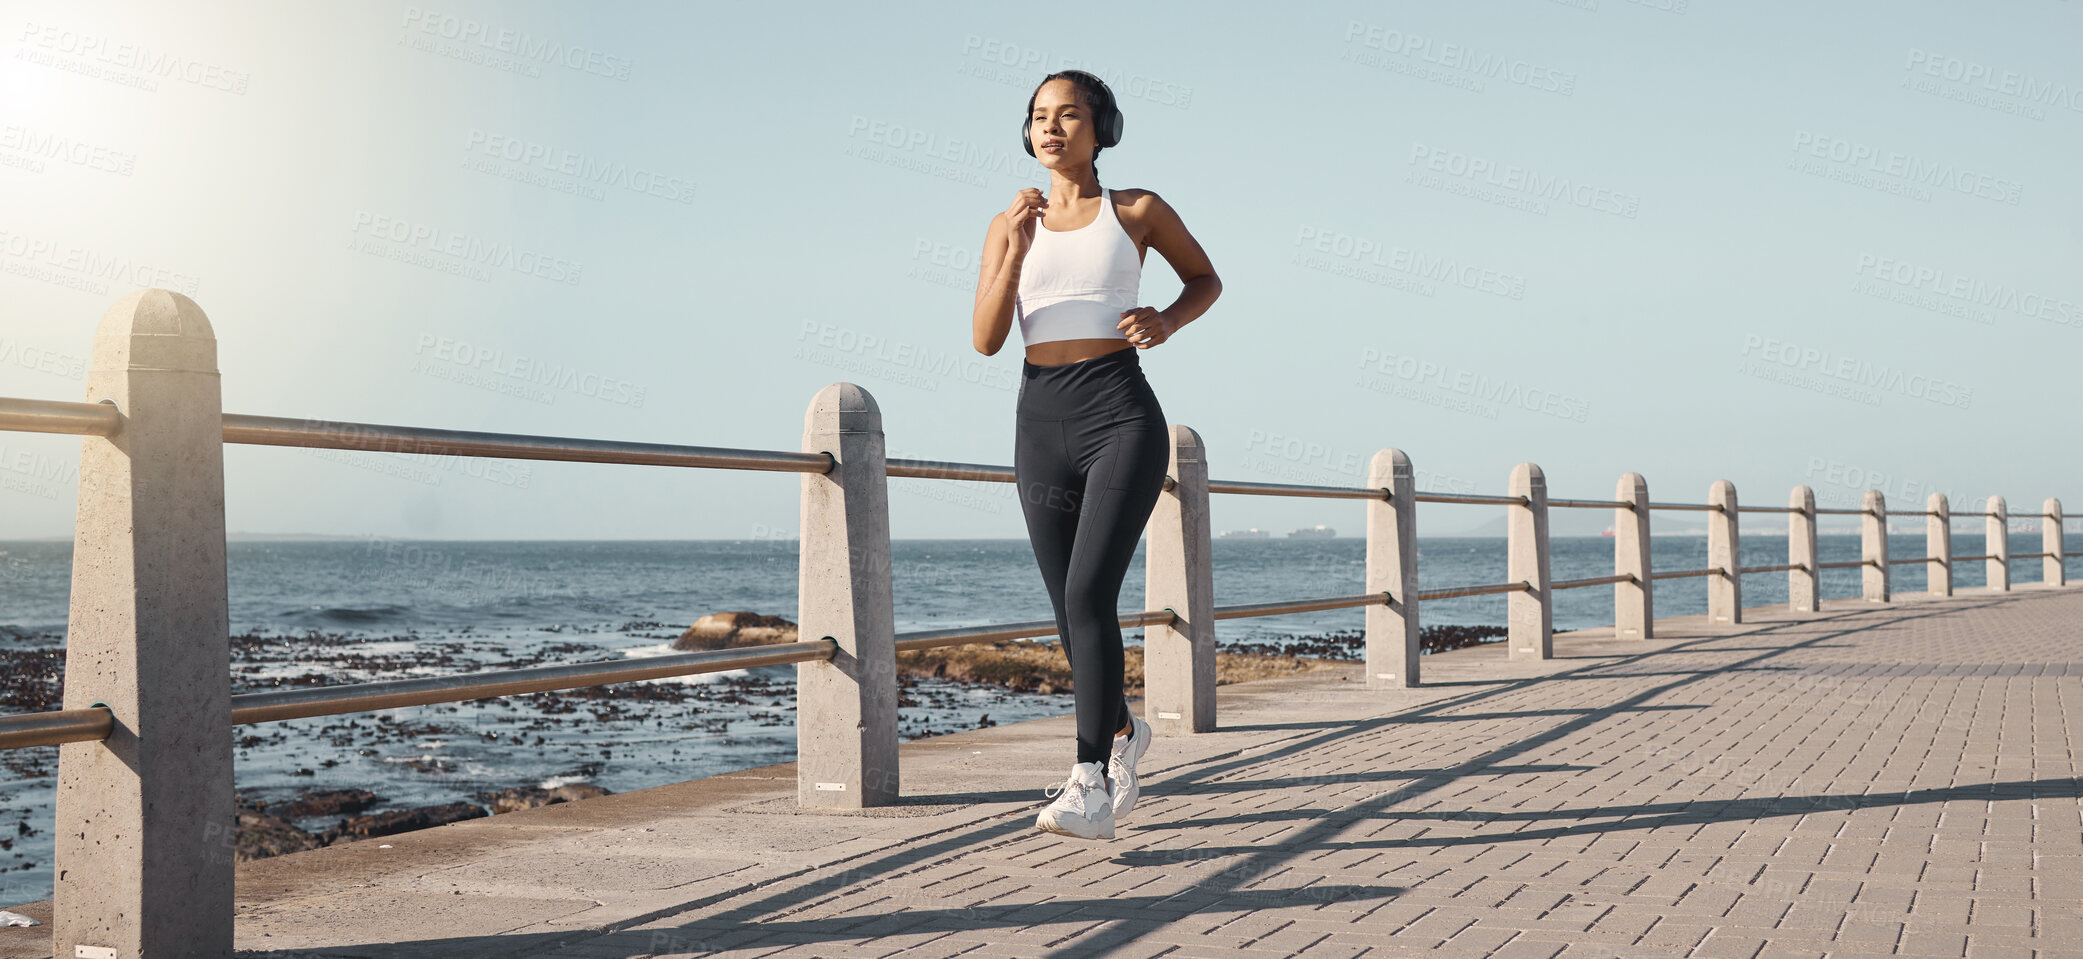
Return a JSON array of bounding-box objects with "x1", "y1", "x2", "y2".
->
[{"x1": 0, "y1": 532, "x2": 2071, "y2": 903}]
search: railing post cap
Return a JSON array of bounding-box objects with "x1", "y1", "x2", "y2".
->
[
  {"x1": 1168, "y1": 423, "x2": 1204, "y2": 449},
  {"x1": 1370, "y1": 447, "x2": 1410, "y2": 468},
  {"x1": 1790, "y1": 485, "x2": 1814, "y2": 508},
  {"x1": 93, "y1": 288, "x2": 217, "y2": 374},
  {"x1": 804, "y1": 382, "x2": 882, "y2": 432},
  {"x1": 1510, "y1": 461, "x2": 1543, "y2": 482}
]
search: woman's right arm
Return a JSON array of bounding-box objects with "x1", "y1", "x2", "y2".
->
[{"x1": 973, "y1": 189, "x2": 1044, "y2": 356}]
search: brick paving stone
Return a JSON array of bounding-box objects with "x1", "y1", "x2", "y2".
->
[{"x1": 184, "y1": 589, "x2": 2083, "y2": 959}]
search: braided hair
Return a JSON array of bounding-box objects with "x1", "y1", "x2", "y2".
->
[{"x1": 1027, "y1": 70, "x2": 1118, "y2": 183}]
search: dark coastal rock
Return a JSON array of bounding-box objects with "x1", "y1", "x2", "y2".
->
[
  {"x1": 479, "y1": 783, "x2": 613, "y2": 814},
  {"x1": 234, "y1": 807, "x2": 325, "y2": 862},
  {"x1": 673, "y1": 611, "x2": 799, "y2": 651},
  {"x1": 322, "y1": 801, "x2": 487, "y2": 842},
  {"x1": 279, "y1": 788, "x2": 380, "y2": 819}
]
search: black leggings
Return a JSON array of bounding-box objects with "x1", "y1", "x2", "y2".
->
[{"x1": 1014, "y1": 346, "x2": 1171, "y2": 765}]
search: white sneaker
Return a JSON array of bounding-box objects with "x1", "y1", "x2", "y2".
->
[
  {"x1": 1107, "y1": 714, "x2": 1152, "y2": 818},
  {"x1": 1036, "y1": 761, "x2": 1115, "y2": 840}
]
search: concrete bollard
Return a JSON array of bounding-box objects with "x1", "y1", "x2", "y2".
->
[
  {"x1": 1861, "y1": 490, "x2": 1889, "y2": 603},
  {"x1": 1707, "y1": 480, "x2": 1741, "y2": 623},
  {"x1": 1927, "y1": 493, "x2": 1952, "y2": 597},
  {"x1": 1614, "y1": 473, "x2": 1652, "y2": 639},
  {"x1": 1364, "y1": 448, "x2": 1419, "y2": 687},
  {"x1": 1789, "y1": 486, "x2": 1818, "y2": 613},
  {"x1": 1987, "y1": 496, "x2": 2010, "y2": 591},
  {"x1": 55, "y1": 290, "x2": 233, "y2": 957},
  {"x1": 796, "y1": 383, "x2": 898, "y2": 808},
  {"x1": 1145, "y1": 425, "x2": 1216, "y2": 733},
  {"x1": 1506, "y1": 463, "x2": 1552, "y2": 660},
  {"x1": 2045, "y1": 499, "x2": 2065, "y2": 587}
]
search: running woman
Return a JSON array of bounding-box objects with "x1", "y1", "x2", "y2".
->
[{"x1": 970, "y1": 70, "x2": 1222, "y2": 840}]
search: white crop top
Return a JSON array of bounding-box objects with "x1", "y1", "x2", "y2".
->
[{"x1": 1015, "y1": 188, "x2": 1142, "y2": 347}]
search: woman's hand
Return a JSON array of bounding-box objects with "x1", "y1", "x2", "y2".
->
[
  {"x1": 1117, "y1": 307, "x2": 1173, "y2": 349},
  {"x1": 1003, "y1": 188, "x2": 1047, "y2": 259}
]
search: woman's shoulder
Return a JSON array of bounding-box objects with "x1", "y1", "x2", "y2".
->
[{"x1": 1109, "y1": 187, "x2": 1169, "y2": 221}]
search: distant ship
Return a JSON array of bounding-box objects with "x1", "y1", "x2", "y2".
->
[
  {"x1": 1288, "y1": 525, "x2": 1335, "y2": 539},
  {"x1": 1218, "y1": 528, "x2": 1272, "y2": 539},
  {"x1": 1601, "y1": 524, "x2": 1615, "y2": 537}
]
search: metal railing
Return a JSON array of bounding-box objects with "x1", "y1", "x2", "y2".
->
[{"x1": 2, "y1": 290, "x2": 2076, "y2": 945}]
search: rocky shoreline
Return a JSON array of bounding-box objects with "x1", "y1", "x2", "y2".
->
[
  {"x1": 676, "y1": 611, "x2": 1512, "y2": 695},
  {"x1": 2, "y1": 616, "x2": 1512, "y2": 868}
]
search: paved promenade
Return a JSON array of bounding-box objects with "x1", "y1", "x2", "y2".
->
[{"x1": 5, "y1": 585, "x2": 2080, "y2": 958}]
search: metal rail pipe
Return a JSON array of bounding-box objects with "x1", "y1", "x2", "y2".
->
[
  {"x1": 1210, "y1": 592, "x2": 1391, "y2": 620},
  {"x1": 1814, "y1": 508, "x2": 1867, "y2": 515},
  {"x1": 1816, "y1": 560, "x2": 1871, "y2": 569},
  {"x1": 1740, "y1": 563, "x2": 1804, "y2": 574},
  {"x1": 1648, "y1": 502, "x2": 1720, "y2": 512},
  {"x1": 222, "y1": 413, "x2": 833, "y2": 473},
  {"x1": 1553, "y1": 573, "x2": 1635, "y2": 590},
  {"x1": 1649, "y1": 567, "x2": 1721, "y2": 580},
  {"x1": 0, "y1": 707, "x2": 113, "y2": 750},
  {"x1": 884, "y1": 459, "x2": 1012, "y2": 483},
  {"x1": 1205, "y1": 479, "x2": 1385, "y2": 500},
  {"x1": 1885, "y1": 557, "x2": 1927, "y2": 566},
  {"x1": 1418, "y1": 581, "x2": 1532, "y2": 601},
  {"x1": 1736, "y1": 506, "x2": 1798, "y2": 514},
  {"x1": 0, "y1": 397, "x2": 121, "y2": 437},
  {"x1": 893, "y1": 610, "x2": 1178, "y2": 653},
  {"x1": 229, "y1": 639, "x2": 838, "y2": 725},
  {"x1": 1416, "y1": 492, "x2": 1529, "y2": 507},
  {"x1": 1549, "y1": 498, "x2": 1634, "y2": 510},
  {"x1": 1955, "y1": 554, "x2": 1995, "y2": 562}
]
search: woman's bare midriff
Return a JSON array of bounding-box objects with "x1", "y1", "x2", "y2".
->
[{"x1": 1025, "y1": 337, "x2": 1134, "y2": 367}]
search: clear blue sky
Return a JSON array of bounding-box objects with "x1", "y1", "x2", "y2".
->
[{"x1": 2, "y1": 0, "x2": 2078, "y2": 539}]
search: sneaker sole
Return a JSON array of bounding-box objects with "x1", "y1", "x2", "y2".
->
[
  {"x1": 1110, "y1": 715, "x2": 1153, "y2": 817},
  {"x1": 1036, "y1": 810, "x2": 1115, "y2": 840}
]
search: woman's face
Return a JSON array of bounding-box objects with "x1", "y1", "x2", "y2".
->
[{"x1": 1029, "y1": 79, "x2": 1094, "y2": 168}]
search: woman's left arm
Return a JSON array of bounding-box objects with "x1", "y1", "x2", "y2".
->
[{"x1": 1117, "y1": 191, "x2": 1221, "y2": 348}]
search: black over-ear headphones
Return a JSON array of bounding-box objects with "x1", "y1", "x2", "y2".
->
[{"x1": 1022, "y1": 70, "x2": 1124, "y2": 158}]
